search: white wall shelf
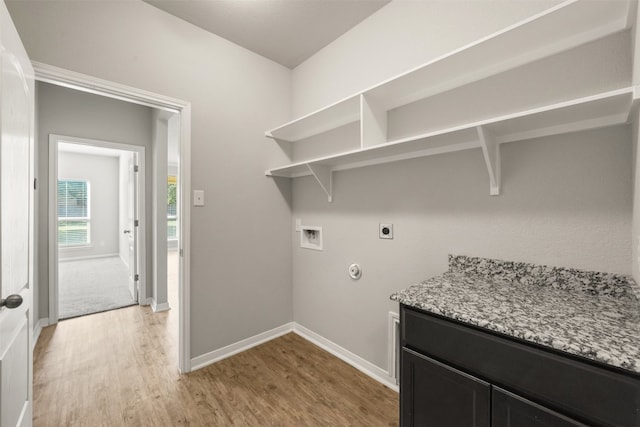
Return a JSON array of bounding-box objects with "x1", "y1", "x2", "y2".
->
[
  {"x1": 268, "y1": 88, "x2": 636, "y2": 196},
  {"x1": 265, "y1": 0, "x2": 635, "y2": 200},
  {"x1": 266, "y1": 95, "x2": 360, "y2": 142}
]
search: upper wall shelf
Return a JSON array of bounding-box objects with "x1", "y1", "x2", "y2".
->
[
  {"x1": 268, "y1": 88, "x2": 635, "y2": 195},
  {"x1": 364, "y1": 0, "x2": 632, "y2": 111},
  {"x1": 265, "y1": 0, "x2": 635, "y2": 201},
  {"x1": 266, "y1": 95, "x2": 360, "y2": 142}
]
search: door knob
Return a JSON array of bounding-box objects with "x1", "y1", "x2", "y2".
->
[
  {"x1": 1, "y1": 294, "x2": 23, "y2": 309},
  {"x1": 123, "y1": 229, "x2": 131, "y2": 234}
]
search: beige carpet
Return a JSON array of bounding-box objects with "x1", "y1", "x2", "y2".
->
[{"x1": 58, "y1": 256, "x2": 136, "y2": 319}]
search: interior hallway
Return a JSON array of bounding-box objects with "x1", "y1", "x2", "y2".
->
[{"x1": 33, "y1": 250, "x2": 398, "y2": 426}]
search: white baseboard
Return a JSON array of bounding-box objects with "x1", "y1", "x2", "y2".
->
[
  {"x1": 293, "y1": 323, "x2": 399, "y2": 392},
  {"x1": 190, "y1": 322, "x2": 294, "y2": 371},
  {"x1": 33, "y1": 318, "x2": 50, "y2": 348},
  {"x1": 189, "y1": 320, "x2": 398, "y2": 393},
  {"x1": 151, "y1": 300, "x2": 171, "y2": 312}
]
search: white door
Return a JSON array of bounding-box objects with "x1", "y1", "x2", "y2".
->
[
  {"x1": 126, "y1": 153, "x2": 138, "y2": 302},
  {"x1": 0, "y1": 2, "x2": 34, "y2": 427}
]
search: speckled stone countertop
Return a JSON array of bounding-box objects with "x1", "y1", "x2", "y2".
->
[{"x1": 390, "y1": 255, "x2": 640, "y2": 374}]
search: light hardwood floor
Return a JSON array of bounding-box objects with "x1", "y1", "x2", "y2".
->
[{"x1": 34, "y1": 253, "x2": 398, "y2": 426}]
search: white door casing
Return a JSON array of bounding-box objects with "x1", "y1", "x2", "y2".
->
[
  {"x1": 0, "y1": 1, "x2": 35, "y2": 426},
  {"x1": 127, "y1": 153, "x2": 138, "y2": 302},
  {"x1": 34, "y1": 62, "x2": 192, "y2": 374},
  {"x1": 49, "y1": 135, "x2": 146, "y2": 323}
]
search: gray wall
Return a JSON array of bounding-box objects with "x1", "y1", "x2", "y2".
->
[
  {"x1": 292, "y1": 126, "x2": 632, "y2": 370},
  {"x1": 291, "y1": 0, "x2": 633, "y2": 372},
  {"x1": 36, "y1": 81, "x2": 153, "y2": 321},
  {"x1": 8, "y1": 0, "x2": 293, "y2": 358},
  {"x1": 58, "y1": 151, "x2": 119, "y2": 260}
]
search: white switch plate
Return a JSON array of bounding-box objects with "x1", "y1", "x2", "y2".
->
[{"x1": 193, "y1": 190, "x2": 205, "y2": 206}]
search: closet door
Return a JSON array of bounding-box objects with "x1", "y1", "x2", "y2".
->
[
  {"x1": 492, "y1": 387, "x2": 587, "y2": 427},
  {"x1": 401, "y1": 348, "x2": 490, "y2": 427}
]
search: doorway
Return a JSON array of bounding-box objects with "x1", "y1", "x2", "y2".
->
[
  {"x1": 49, "y1": 135, "x2": 146, "y2": 321},
  {"x1": 36, "y1": 61, "x2": 192, "y2": 373}
]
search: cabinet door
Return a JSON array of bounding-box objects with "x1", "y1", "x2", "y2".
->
[
  {"x1": 492, "y1": 387, "x2": 588, "y2": 427},
  {"x1": 401, "y1": 348, "x2": 490, "y2": 427}
]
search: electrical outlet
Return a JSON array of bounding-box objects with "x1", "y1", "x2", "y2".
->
[{"x1": 379, "y1": 223, "x2": 393, "y2": 239}]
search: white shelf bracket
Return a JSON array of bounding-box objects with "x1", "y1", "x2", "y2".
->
[
  {"x1": 477, "y1": 125, "x2": 501, "y2": 196},
  {"x1": 306, "y1": 164, "x2": 333, "y2": 202}
]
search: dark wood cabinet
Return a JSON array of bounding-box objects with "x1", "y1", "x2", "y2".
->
[
  {"x1": 401, "y1": 348, "x2": 490, "y2": 427},
  {"x1": 400, "y1": 305, "x2": 640, "y2": 427},
  {"x1": 492, "y1": 387, "x2": 585, "y2": 427}
]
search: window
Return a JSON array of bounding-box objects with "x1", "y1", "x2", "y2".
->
[
  {"x1": 168, "y1": 176, "x2": 177, "y2": 240},
  {"x1": 58, "y1": 179, "x2": 90, "y2": 246}
]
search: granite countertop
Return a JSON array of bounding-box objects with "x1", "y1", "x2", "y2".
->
[{"x1": 391, "y1": 255, "x2": 640, "y2": 374}]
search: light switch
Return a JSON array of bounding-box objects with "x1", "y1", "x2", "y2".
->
[{"x1": 193, "y1": 190, "x2": 205, "y2": 207}]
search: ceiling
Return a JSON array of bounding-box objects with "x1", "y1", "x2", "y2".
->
[{"x1": 143, "y1": 0, "x2": 391, "y2": 69}]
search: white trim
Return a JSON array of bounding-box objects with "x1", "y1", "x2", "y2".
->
[
  {"x1": 151, "y1": 301, "x2": 171, "y2": 313},
  {"x1": 58, "y1": 253, "x2": 120, "y2": 262},
  {"x1": 293, "y1": 323, "x2": 398, "y2": 392},
  {"x1": 48, "y1": 139, "x2": 59, "y2": 323},
  {"x1": 33, "y1": 61, "x2": 184, "y2": 112},
  {"x1": 178, "y1": 105, "x2": 192, "y2": 374},
  {"x1": 190, "y1": 323, "x2": 295, "y2": 371},
  {"x1": 136, "y1": 149, "x2": 147, "y2": 302},
  {"x1": 34, "y1": 62, "x2": 192, "y2": 373},
  {"x1": 48, "y1": 134, "x2": 147, "y2": 324},
  {"x1": 189, "y1": 321, "x2": 399, "y2": 392},
  {"x1": 33, "y1": 318, "x2": 49, "y2": 348}
]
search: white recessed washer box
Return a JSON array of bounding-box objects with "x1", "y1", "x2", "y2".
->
[{"x1": 300, "y1": 226, "x2": 323, "y2": 251}]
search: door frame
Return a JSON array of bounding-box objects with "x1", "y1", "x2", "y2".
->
[
  {"x1": 35, "y1": 61, "x2": 193, "y2": 373},
  {"x1": 49, "y1": 135, "x2": 147, "y2": 320}
]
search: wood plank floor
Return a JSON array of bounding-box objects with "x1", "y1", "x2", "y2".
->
[{"x1": 34, "y1": 294, "x2": 398, "y2": 425}]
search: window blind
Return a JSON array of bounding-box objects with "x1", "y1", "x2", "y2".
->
[{"x1": 58, "y1": 179, "x2": 90, "y2": 246}]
